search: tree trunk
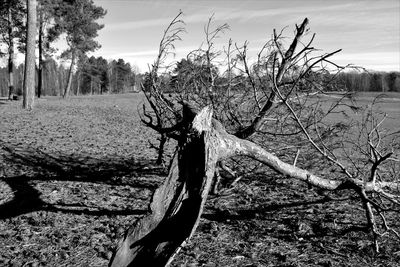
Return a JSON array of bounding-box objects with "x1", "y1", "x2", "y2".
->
[
  {"x1": 37, "y1": 11, "x2": 44, "y2": 98},
  {"x1": 58, "y1": 67, "x2": 64, "y2": 96},
  {"x1": 234, "y1": 18, "x2": 309, "y2": 139},
  {"x1": 115, "y1": 69, "x2": 118, "y2": 93},
  {"x1": 7, "y1": 6, "x2": 14, "y2": 100},
  {"x1": 109, "y1": 106, "x2": 217, "y2": 267},
  {"x1": 90, "y1": 77, "x2": 93, "y2": 95},
  {"x1": 23, "y1": 0, "x2": 37, "y2": 110},
  {"x1": 76, "y1": 70, "x2": 81, "y2": 96},
  {"x1": 156, "y1": 134, "x2": 167, "y2": 165},
  {"x1": 108, "y1": 67, "x2": 112, "y2": 94},
  {"x1": 110, "y1": 103, "x2": 398, "y2": 266},
  {"x1": 63, "y1": 49, "x2": 76, "y2": 98}
]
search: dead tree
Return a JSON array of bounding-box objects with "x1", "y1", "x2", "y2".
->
[
  {"x1": 110, "y1": 105, "x2": 218, "y2": 266},
  {"x1": 140, "y1": 11, "x2": 185, "y2": 165},
  {"x1": 111, "y1": 101, "x2": 399, "y2": 266},
  {"x1": 112, "y1": 14, "x2": 400, "y2": 266},
  {"x1": 142, "y1": 17, "x2": 344, "y2": 189}
]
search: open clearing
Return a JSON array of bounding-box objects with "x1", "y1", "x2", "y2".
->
[{"x1": 0, "y1": 93, "x2": 399, "y2": 266}]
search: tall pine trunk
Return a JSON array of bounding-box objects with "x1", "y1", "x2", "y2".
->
[
  {"x1": 108, "y1": 66, "x2": 112, "y2": 93},
  {"x1": 37, "y1": 11, "x2": 43, "y2": 98},
  {"x1": 115, "y1": 69, "x2": 118, "y2": 93},
  {"x1": 22, "y1": 0, "x2": 37, "y2": 110},
  {"x1": 7, "y1": 6, "x2": 14, "y2": 100},
  {"x1": 76, "y1": 70, "x2": 81, "y2": 96},
  {"x1": 63, "y1": 49, "x2": 76, "y2": 98},
  {"x1": 90, "y1": 76, "x2": 93, "y2": 95}
]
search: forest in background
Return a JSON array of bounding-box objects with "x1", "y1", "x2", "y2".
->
[
  {"x1": 0, "y1": 0, "x2": 399, "y2": 98},
  {"x1": 0, "y1": 56, "x2": 139, "y2": 97},
  {"x1": 1, "y1": 1, "x2": 400, "y2": 265},
  {"x1": 1, "y1": 60, "x2": 399, "y2": 98}
]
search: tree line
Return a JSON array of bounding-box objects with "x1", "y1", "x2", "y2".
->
[
  {"x1": 0, "y1": 0, "x2": 111, "y2": 108},
  {"x1": 146, "y1": 57, "x2": 400, "y2": 95},
  {"x1": 141, "y1": 55, "x2": 400, "y2": 95},
  {"x1": 1, "y1": 0, "x2": 399, "y2": 107},
  {"x1": 336, "y1": 71, "x2": 400, "y2": 92},
  {"x1": 1, "y1": 55, "x2": 398, "y2": 99},
  {"x1": 0, "y1": 56, "x2": 138, "y2": 97}
]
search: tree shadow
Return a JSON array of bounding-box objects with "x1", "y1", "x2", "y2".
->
[
  {"x1": 202, "y1": 197, "x2": 335, "y2": 222},
  {"x1": 0, "y1": 140, "x2": 166, "y2": 219},
  {"x1": 202, "y1": 195, "x2": 370, "y2": 240}
]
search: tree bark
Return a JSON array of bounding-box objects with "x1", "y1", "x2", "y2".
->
[
  {"x1": 115, "y1": 69, "x2": 118, "y2": 93},
  {"x1": 7, "y1": 6, "x2": 15, "y2": 100},
  {"x1": 90, "y1": 76, "x2": 93, "y2": 95},
  {"x1": 37, "y1": 10, "x2": 44, "y2": 98},
  {"x1": 155, "y1": 133, "x2": 167, "y2": 165},
  {"x1": 76, "y1": 70, "x2": 81, "y2": 96},
  {"x1": 110, "y1": 106, "x2": 217, "y2": 267},
  {"x1": 23, "y1": 0, "x2": 37, "y2": 110},
  {"x1": 111, "y1": 103, "x2": 398, "y2": 266},
  {"x1": 63, "y1": 49, "x2": 76, "y2": 98},
  {"x1": 108, "y1": 66, "x2": 113, "y2": 93},
  {"x1": 234, "y1": 18, "x2": 309, "y2": 139}
]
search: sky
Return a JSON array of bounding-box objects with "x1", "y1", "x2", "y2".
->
[
  {"x1": 1, "y1": 0, "x2": 398, "y2": 73},
  {"x1": 84, "y1": 0, "x2": 399, "y2": 73}
]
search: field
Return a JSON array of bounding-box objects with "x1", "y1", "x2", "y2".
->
[{"x1": 0, "y1": 93, "x2": 399, "y2": 266}]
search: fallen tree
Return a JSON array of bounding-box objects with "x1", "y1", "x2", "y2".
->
[
  {"x1": 109, "y1": 105, "x2": 218, "y2": 266},
  {"x1": 110, "y1": 14, "x2": 400, "y2": 267},
  {"x1": 111, "y1": 102, "x2": 399, "y2": 266}
]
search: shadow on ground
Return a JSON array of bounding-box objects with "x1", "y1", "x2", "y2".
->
[{"x1": 0, "y1": 140, "x2": 166, "y2": 219}]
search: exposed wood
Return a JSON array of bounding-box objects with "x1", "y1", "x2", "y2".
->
[
  {"x1": 110, "y1": 106, "x2": 217, "y2": 267},
  {"x1": 214, "y1": 117, "x2": 398, "y2": 193},
  {"x1": 111, "y1": 102, "x2": 399, "y2": 266},
  {"x1": 135, "y1": 14, "x2": 400, "y2": 263}
]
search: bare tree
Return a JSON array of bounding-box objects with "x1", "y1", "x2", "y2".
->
[
  {"x1": 139, "y1": 11, "x2": 185, "y2": 165},
  {"x1": 111, "y1": 15, "x2": 400, "y2": 266}
]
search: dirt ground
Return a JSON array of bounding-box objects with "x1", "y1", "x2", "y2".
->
[{"x1": 0, "y1": 93, "x2": 399, "y2": 266}]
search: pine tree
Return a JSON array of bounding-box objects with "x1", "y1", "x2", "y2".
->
[
  {"x1": 22, "y1": 0, "x2": 36, "y2": 110},
  {"x1": 55, "y1": 0, "x2": 106, "y2": 98}
]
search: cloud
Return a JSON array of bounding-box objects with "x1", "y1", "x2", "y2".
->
[
  {"x1": 186, "y1": 2, "x2": 363, "y2": 24},
  {"x1": 91, "y1": 0, "x2": 399, "y2": 73},
  {"x1": 331, "y1": 51, "x2": 400, "y2": 71},
  {"x1": 91, "y1": 45, "x2": 202, "y2": 72},
  {"x1": 105, "y1": 17, "x2": 174, "y2": 31},
  {"x1": 103, "y1": 3, "x2": 355, "y2": 31},
  {"x1": 103, "y1": 1, "x2": 398, "y2": 35},
  {"x1": 105, "y1": 45, "x2": 200, "y2": 58},
  {"x1": 110, "y1": 50, "x2": 159, "y2": 57}
]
